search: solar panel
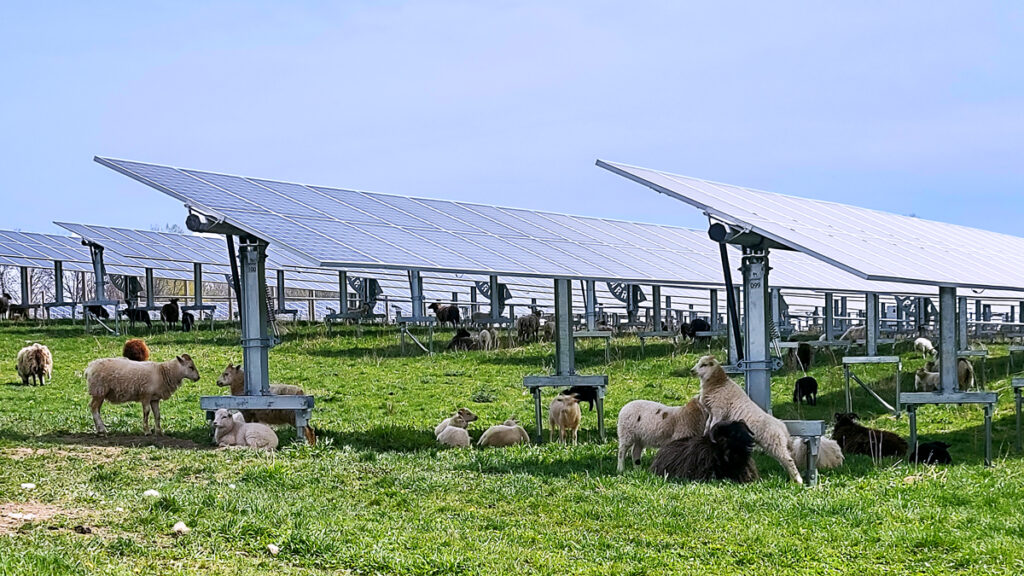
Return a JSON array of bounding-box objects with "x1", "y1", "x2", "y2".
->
[{"x1": 598, "y1": 160, "x2": 1024, "y2": 292}]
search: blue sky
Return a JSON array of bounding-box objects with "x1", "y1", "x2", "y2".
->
[{"x1": 1, "y1": 2, "x2": 1022, "y2": 237}]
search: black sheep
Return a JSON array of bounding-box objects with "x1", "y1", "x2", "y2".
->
[
  {"x1": 793, "y1": 376, "x2": 818, "y2": 405},
  {"x1": 182, "y1": 311, "x2": 195, "y2": 332},
  {"x1": 0, "y1": 292, "x2": 11, "y2": 317},
  {"x1": 832, "y1": 412, "x2": 908, "y2": 459},
  {"x1": 680, "y1": 317, "x2": 712, "y2": 339},
  {"x1": 160, "y1": 298, "x2": 180, "y2": 327},
  {"x1": 428, "y1": 302, "x2": 461, "y2": 327},
  {"x1": 796, "y1": 342, "x2": 812, "y2": 370},
  {"x1": 86, "y1": 304, "x2": 110, "y2": 319},
  {"x1": 562, "y1": 386, "x2": 598, "y2": 411},
  {"x1": 446, "y1": 328, "x2": 480, "y2": 351},
  {"x1": 120, "y1": 305, "x2": 152, "y2": 328},
  {"x1": 650, "y1": 420, "x2": 760, "y2": 483},
  {"x1": 910, "y1": 441, "x2": 952, "y2": 465}
]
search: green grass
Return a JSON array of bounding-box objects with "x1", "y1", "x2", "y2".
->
[{"x1": 1, "y1": 321, "x2": 1023, "y2": 575}]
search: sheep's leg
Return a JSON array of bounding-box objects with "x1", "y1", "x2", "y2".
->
[
  {"x1": 90, "y1": 397, "x2": 107, "y2": 434},
  {"x1": 151, "y1": 401, "x2": 162, "y2": 435},
  {"x1": 142, "y1": 401, "x2": 152, "y2": 435},
  {"x1": 631, "y1": 443, "x2": 643, "y2": 466},
  {"x1": 571, "y1": 427, "x2": 578, "y2": 446},
  {"x1": 765, "y1": 437, "x2": 803, "y2": 484},
  {"x1": 617, "y1": 442, "x2": 630, "y2": 472}
]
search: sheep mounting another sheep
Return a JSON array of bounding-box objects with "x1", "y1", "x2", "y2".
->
[
  {"x1": 86, "y1": 354, "x2": 200, "y2": 435},
  {"x1": 428, "y1": 302, "x2": 460, "y2": 327},
  {"x1": 650, "y1": 420, "x2": 759, "y2": 483},
  {"x1": 213, "y1": 409, "x2": 279, "y2": 451},
  {"x1": 17, "y1": 343, "x2": 52, "y2": 386}
]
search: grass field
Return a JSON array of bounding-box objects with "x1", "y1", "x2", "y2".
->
[{"x1": 1, "y1": 321, "x2": 1023, "y2": 575}]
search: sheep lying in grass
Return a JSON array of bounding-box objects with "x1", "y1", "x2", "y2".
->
[
  {"x1": 910, "y1": 441, "x2": 952, "y2": 464},
  {"x1": 831, "y1": 413, "x2": 907, "y2": 459},
  {"x1": 679, "y1": 318, "x2": 711, "y2": 339},
  {"x1": 213, "y1": 409, "x2": 279, "y2": 451},
  {"x1": 914, "y1": 337, "x2": 937, "y2": 359},
  {"x1": 515, "y1": 310, "x2": 541, "y2": 343},
  {"x1": 86, "y1": 354, "x2": 200, "y2": 435},
  {"x1": 122, "y1": 339, "x2": 150, "y2": 362},
  {"x1": 650, "y1": 420, "x2": 759, "y2": 483},
  {"x1": 447, "y1": 328, "x2": 481, "y2": 351},
  {"x1": 617, "y1": 397, "x2": 707, "y2": 472},
  {"x1": 549, "y1": 393, "x2": 581, "y2": 445},
  {"x1": 435, "y1": 408, "x2": 478, "y2": 437},
  {"x1": 695, "y1": 355, "x2": 803, "y2": 483},
  {"x1": 788, "y1": 437, "x2": 845, "y2": 469},
  {"x1": 478, "y1": 418, "x2": 530, "y2": 447},
  {"x1": 216, "y1": 363, "x2": 305, "y2": 426},
  {"x1": 428, "y1": 302, "x2": 461, "y2": 327},
  {"x1": 16, "y1": 343, "x2": 52, "y2": 386},
  {"x1": 436, "y1": 412, "x2": 473, "y2": 447}
]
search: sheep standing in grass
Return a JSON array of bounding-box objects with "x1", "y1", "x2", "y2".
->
[
  {"x1": 436, "y1": 413, "x2": 472, "y2": 447},
  {"x1": 914, "y1": 368, "x2": 939, "y2": 392},
  {"x1": 478, "y1": 418, "x2": 530, "y2": 447},
  {"x1": 478, "y1": 329, "x2": 494, "y2": 351},
  {"x1": 650, "y1": 420, "x2": 759, "y2": 483},
  {"x1": 446, "y1": 328, "x2": 481, "y2": 351},
  {"x1": 549, "y1": 393, "x2": 581, "y2": 444},
  {"x1": 923, "y1": 358, "x2": 975, "y2": 390},
  {"x1": 86, "y1": 354, "x2": 200, "y2": 435},
  {"x1": 617, "y1": 397, "x2": 707, "y2": 472},
  {"x1": 122, "y1": 339, "x2": 150, "y2": 362},
  {"x1": 216, "y1": 363, "x2": 305, "y2": 426},
  {"x1": 515, "y1": 310, "x2": 541, "y2": 344},
  {"x1": 160, "y1": 299, "x2": 180, "y2": 328},
  {"x1": 16, "y1": 343, "x2": 52, "y2": 386},
  {"x1": 694, "y1": 355, "x2": 803, "y2": 483},
  {"x1": 120, "y1": 304, "x2": 152, "y2": 329},
  {"x1": 831, "y1": 413, "x2": 907, "y2": 459},
  {"x1": 793, "y1": 376, "x2": 818, "y2": 405},
  {"x1": 788, "y1": 437, "x2": 845, "y2": 469},
  {"x1": 0, "y1": 292, "x2": 10, "y2": 319},
  {"x1": 434, "y1": 408, "x2": 478, "y2": 437},
  {"x1": 914, "y1": 337, "x2": 937, "y2": 359},
  {"x1": 213, "y1": 409, "x2": 279, "y2": 451},
  {"x1": 428, "y1": 302, "x2": 461, "y2": 327}
]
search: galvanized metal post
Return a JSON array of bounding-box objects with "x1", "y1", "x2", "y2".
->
[
  {"x1": 554, "y1": 278, "x2": 574, "y2": 376},
  {"x1": 651, "y1": 285, "x2": 662, "y2": 330},
  {"x1": 240, "y1": 239, "x2": 270, "y2": 396},
  {"x1": 866, "y1": 292, "x2": 879, "y2": 356},
  {"x1": 741, "y1": 248, "x2": 772, "y2": 412},
  {"x1": 19, "y1": 266, "x2": 30, "y2": 306},
  {"x1": 958, "y1": 296, "x2": 968, "y2": 348},
  {"x1": 489, "y1": 275, "x2": 500, "y2": 320},
  {"x1": 824, "y1": 293, "x2": 835, "y2": 341},
  {"x1": 974, "y1": 299, "x2": 982, "y2": 333},
  {"x1": 939, "y1": 287, "x2": 957, "y2": 394},
  {"x1": 90, "y1": 246, "x2": 105, "y2": 302},
  {"x1": 469, "y1": 286, "x2": 478, "y2": 315},
  {"x1": 584, "y1": 279, "x2": 597, "y2": 330},
  {"x1": 276, "y1": 269, "x2": 286, "y2": 314},
  {"x1": 53, "y1": 261, "x2": 64, "y2": 304},
  {"x1": 145, "y1": 268, "x2": 155, "y2": 308},
  {"x1": 840, "y1": 296, "x2": 848, "y2": 331},
  {"x1": 770, "y1": 288, "x2": 781, "y2": 336},
  {"x1": 338, "y1": 271, "x2": 348, "y2": 314},
  {"x1": 193, "y1": 263, "x2": 204, "y2": 307},
  {"x1": 409, "y1": 270, "x2": 424, "y2": 318},
  {"x1": 709, "y1": 288, "x2": 719, "y2": 330},
  {"x1": 915, "y1": 297, "x2": 925, "y2": 331}
]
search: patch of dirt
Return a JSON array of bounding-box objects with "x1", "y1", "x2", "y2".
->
[
  {"x1": 52, "y1": 434, "x2": 207, "y2": 450},
  {"x1": 0, "y1": 502, "x2": 66, "y2": 535},
  {"x1": 2, "y1": 446, "x2": 124, "y2": 464}
]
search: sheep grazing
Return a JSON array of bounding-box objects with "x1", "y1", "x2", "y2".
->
[
  {"x1": 515, "y1": 310, "x2": 541, "y2": 343},
  {"x1": 839, "y1": 325, "x2": 866, "y2": 341},
  {"x1": 86, "y1": 305, "x2": 110, "y2": 319},
  {"x1": 436, "y1": 413, "x2": 472, "y2": 447},
  {"x1": 650, "y1": 420, "x2": 759, "y2": 483},
  {"x1": 213, "y1": 409, "x2": 279, "y2": 451},
  {"x1": 86, "y1": 354, "x2": 200, "y2": 435},
  {"x1": 796, "y1": 343, "x2": 812, "y2": 370},
  {"x1": 694, "y1": 355, "x2": 803, "y2": 483},
  {"x1": 959, "y1": 358, "x2": 975, "y2": 390},
  {"x1": 182, "y1": 311, "x2": 195, "y2": 332},
  {"x1": 549, "y1": 393, "x2": 581, "y2": 445},
  {"x1": 428, "y1": 302, "x2": 461, "y2": 327},
  {"x1": 434, "y1": 408, "x2": 478, "y2": 437},
  {"x1": 922, "y1": 358, "x2": 975, "y2": 390},
  {"x1": 160, "y1": 299, "x2": 180, "y2": 327},
  {"x1": 122, "y1": 339, "x2": 150, "y2": 362},
  {"x1": 914, "y1": 368, "x2": 939, "y2": 392},
  {"x1": 478, "y1": 328, "x2": 494, "y2": 351},
  {"x1": 910, "y1": 441, "x2": 952, "y2": 465},
  {"x1": 616, "y1": 397, "x2": 707, "y2": 472},
  {"x1": 914, "y1": 337, "x2": 937, "y2": 359},
  {"x1": 446, "y1": 328, "x2": 481, "y2": 351},
  {"x1": 788, "y1": 437, "x2": 845, "y2": 469},
  {"x1": 831, "y1": 413, "x2": 908, "y2": 459},
  {"x1": 540, "y1": 322, "x2": 555, "y2": 342},
  {"x1": 120, "y1": 305, "x2": 152, "y2": 328},
  {"x1": 16, "y1": 343, "x2": 52, "y2": 386},
  {"x1": 0, "y1": 292, "x2": 11, "y2": 319},
  {"x1": 478, "y1": 418, "x2": 530, "y2": 447},
  {"x1": 679, "y1": 317, "x2": 712, "y2": 339},
  {"x1": 216, "y1": 363, "x2": 305, "y2": 426},
  {"x1": 792, "y1": 376, "x2": 818, "y2": 405},
  {"x1": 562, "y1": 385, "x2": 598, "y2": 411}
]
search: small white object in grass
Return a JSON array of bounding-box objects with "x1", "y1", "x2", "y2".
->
[
  {"x1": 20, "y1": 483, "x2": 36, "y2": 490},
  {"x1": 228, "y1": 484, "x2": 236, "y2": 489},
  {"x1": 115, "y1": 507, "x2": 124, "y2": 512},
  {"x1": 172, "y1": 521, "x2": 190, "y2": 535},
  {"x1": 7, "y1": 512, "x2": 24, "y2": 520},
  {"x1": 267, "y1": 544, "x2": 280, "y2": 556},
  {"x1": 143, "y1": 489, "x2": 160, "y2": 498},
  {"x1": 23, "y1": 513, "x2": 36, "y2": 521}
]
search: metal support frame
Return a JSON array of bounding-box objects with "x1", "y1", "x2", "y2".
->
[
  {"x1": 958, "y1": 296, "x2": 968, "y2": 347},
  {"x1": 53, "y1": 261, "x2": 64, "y2": 304},
  {"x1": 770, "y1": 288, "x2": 782, "y2": 337},
  {"x1": 824, "y1": 293, "x2": 835, "y2": 341},
  {"x1": 584, "y1": 279, "x2": 597, "y2": 331},
  {"x1": 709, "y1": 288, "x2": 719, "y2": 330},
  {"x1": 338, "y1": 271, "x2": 348, "y2": 315},
  {"x1": 785, "y1": 420, "x2": 827, "y2": 487},
  {"x1": 145, "y1": 268, "x2": 155, "y2": 308},
  {"x1": 193, "y1": 263, "x2": 203, "y2": 306},
  {"x1": 1013, "y1": 378, "x2": 1024, "y2": 452},
  {"x1": 409, "y1": 270, "x2": 425, "y2": 319},
  {"x1": 489, "y1": 275, "x2": 500, "y2": 320},
  {"x1": 651, "y1": 285, "x2": 662, "y2": 330},
  {"x1": 525, "y1": 278, "x2": 607, "y2": 443},
  {"x1": 740, "y1": 248, "x2": 773, "y2": 412},
  {"x1": 19, "y1": 266, "x2": 29, "y2": 307},
  {"x1": 843, "y1": 355, "x2": 901, "y2": 415},
  {"x1": 840, "y1": 296, "x2": 849, "y2": 332},
  {"x1": 83, "y1": 242, "x2": 120, "y2": 334},
  {"x1": 865, "y1": 292, "x2": 879, "y2": 356}
]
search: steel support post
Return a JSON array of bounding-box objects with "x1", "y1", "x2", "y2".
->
[
  {"x1": 939, "y1": 287, "x2": 957, "y2": 395},
  {"x1": 53, "y1": 261, "x2": 64, "y2": 304},
  {"x1": 651, "y1": 285, "x2": 662, "y2": 330},
  {"x1": 470, "y1": 286, "x2": 478, "y2": 315},
  {"x1": 241, "y1": 240, "x2": 271, "y2": 395},
  {"x1": 824, "y1": 293, "x2": 835, "y2": 341},
  {"x1": 709, "y1": 289, "x2": 719, "y2": 330},
  {"x1": 585, "y1": 279, "x2": 597, "y2": 330},
  {"x1": 338, "y1": 271, "x2": 348, "y2": 314},
  {"x1": 145, "y1": 268, "x2": 155, "y2": 308},
  {"x1": 840, "y1": 296, "x2": 848, "y2": 331},
  {"x1": 409, "y1": 270, "x2": 425, "y2": 318},
  {"x1": 741, "y1": 249, "x2": 772, "y2": 413},
  {"x1": 958, "y1": 296, "x2": 968, "y2": 348},
  {"x1": 975, "y1": 299, "x2": 982, "y2": 334},
  {"x1": 554, "y1": 278, "x2": 574, "y2": 376},
  {"x1": 866, "y1": 292, "x2": 879, "y2": 356},
  {"x1": 91, "y1": 246, "x2": 105, "y2": 302},
  {"x1": 194, "y1": 263, "x2": 204, "y2": 306},
  {"x1": 19, "y1": 266, "x2": 30, "y2": 306},
  {"x1": 489, "y1": 275, "x2": 500, "y2": 320},
  {"x1": 770, "y1": 288, "x2": 781, "y2": 336},
  {"x1": 275, "y1": 269, "x2": 286, "y2": 314}
]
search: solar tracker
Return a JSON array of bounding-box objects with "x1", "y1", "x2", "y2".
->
[{"x1": 597, "y1": 160, "x2": 1024, "y2": 292}]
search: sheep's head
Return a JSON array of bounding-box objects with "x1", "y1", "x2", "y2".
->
[
  {"x1": 691, "y1": 355, "x2": 720, "y2": 380},
  {"x1": 428, "y1": 302, "x2": 440, "y2": 312},
  {"x1": 503, "y1": 417, "x2": 518, "y2": 426},
  {"x1": 833, "y1": 412, "x2": 859, "y2": 426},
  {"x1": 213, "y1": 409, "x2": 234, "y2": 430},
  {"x1": 216, "y1": 363, "x2": 244, "y2": 388},
  {"x1": 709, "y1": 420, "x2": 755, "y2": 454},
  {"x1": 456, "y1": 408, "x2": 478, "y2": 423},
  {"x1": 176, "y1": 354, "x2": 200, "y2": 381}
]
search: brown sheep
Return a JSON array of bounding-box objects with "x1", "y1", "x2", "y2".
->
[
  {"x1": 122, "y1": 339, "x2": 150, "y2": 362},
  {"x1": 428, "y1": 302, "x2": 460, "y2": 327},
  {"x1": 215, "y1": 363, "x2": 305, "y2": 427}
]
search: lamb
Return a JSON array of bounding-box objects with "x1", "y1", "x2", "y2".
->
[
  {"x1": 694, "y1": 355, "x2": 803, "y2": 483},
  {"x1": 540, "y1": 322, "x2": 555, "y2": 342},
  {"x1": 549, "y1": 393, "x2": 581, "y2": 444},
  {"x1": 649, "y1": 420, "x2": 759, "y2": 483},
  {"x1": 213, "y1": 409, "x2": 279, "y2": 451},
  {"x1": 515, "y1": 310, "x2": 541, "y2": 343},
  {"x1": 562, "y1": 385, "x2": 598, "y2": 411},
  {"x1": 831, "y1": 412, "x2": 908, "y2": 459},
  {"x1": 182, "y1": 311, "x2": 195, "y2": 332},
  {"x1": 478, "y1": 418, "x2": 530, "y2": 447},
  {"x1": 914, "y1": 368, "x2": 939, "y2": 392},
  {"x1": 788, "y1": 437, "x2": 845, "y2": 469},
  {"x1": 922, "y1": 358, "x2": 975, "y2": 390},
  {"x1": 86, "y1": 354, "x2": 200, "y2": 435},
  {"x1": 122, "y1": 338, "x2": 150, "y2": 362},
  {"x1": 910, "y1": 441, "x2": 952, "y2": 465},
  {"x1": 679, "y1": 317, "x2": 711, "y2": 339},
  {"x1": 216, "y1": 363, "x2": 305, "y2": 426},
  {"x1": 428, "y1": 302, "x2": 461, "y2": 327},
  {"x1": 160, "y1": 298, "x2": 180, "y2": 327},
  {"x1": 436, "y1": 413, "x2": 472, "y2": 447},
  {"x1": 793, "y1": 376, "x2": 818, "y2": 405},
  {"x1": 16, "y1": 343, "x2": 52, "y2": 386},
  {"x1": 839, "y1": 325, "x2": 866, "y2": 341},
  {"x1": 0, "y1": 292, "x2": 10, "y2": 319},
  {"x1": 616, "y1": 397, "x2": 708, "y2": 472},
  {"x1": 478, "y1": 328, "x2": 494, "y2": 351},
  {"x1": 120, "y1": 305, "x2": 152, "y2": 329},
  {"x1": 914, "y1": 337, "x2": 937, "y2": 359},
  {"x1": 446, "y1": 328, "x2": 481, "y2": 351},
  {"x1": 434, "y1": 408, "x2": 478, "y2": 437}
]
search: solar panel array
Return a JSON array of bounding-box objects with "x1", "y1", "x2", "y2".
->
[{"x1": 598, "y1": 160, "x2": 1024, "y2": 292}]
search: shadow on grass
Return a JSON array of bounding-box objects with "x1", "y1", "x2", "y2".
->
[
  {"x1": 316, "y1": 425, "x2": 439, "y2": 452},
  {"x1": 0, "y1": 428, "x2": 213, "y2": 450}
]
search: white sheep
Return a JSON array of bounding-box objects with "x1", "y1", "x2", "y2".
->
[
  {"x1": 213, "y1": 409, "x2": 279, "y2": 451},
  {"x1": 478, "y1": 418, "x2": 530, "y2": 447},
  {"x1": 921, "y1": 358, "x2": 975, "y2": 390},
  {"x1": 548, "y1": 393, "x2": 581, "y2": 445},
  {"x1": 788, "y1": 437, "x2": 844, "y2": 469},
  {"x1": 694, "y1": 355, "x2": 803, "y2": 483},
  {"x1": 16, "y1": 343, "x2": 52, "y2": 386},
  {"x1": 839, "y1": 325, "x2": 866, "y2": 341},
  {"x1": 216, "y1": 363, "x2": 305, "y2": 426},
  {"x1": 436, "y1": 413, "x2": 472, "y2": 447},
  {"x1": 914, "y1": 337, "x2": 937, "y2": 359},
  {"x1": 434, "y1": 408, "x2": 478, "y2": 437},
  {"x1": 86, "y1": 354, "x2": 200, "y2": 435},
  {"x1": 478, "y1": 329, "x2": 494, "y2": 351},
  {"x1": 914, "y1": 368, "x2": 940, "y2": 392},
  {"x1": 616, "y1": 397, "x2": 707, "y2": 472}
]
